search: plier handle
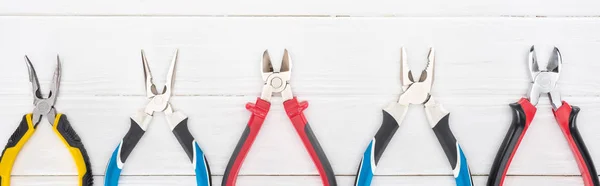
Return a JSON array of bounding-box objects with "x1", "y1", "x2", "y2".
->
[{"x1": 222, "y1": 50, "x2": 337, "y2": 186}]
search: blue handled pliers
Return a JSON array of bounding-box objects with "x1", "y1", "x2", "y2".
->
[
  {"x1": 104, "y1": 50, "x2": 212, "y2": 186},
  {"x1": 354, "y1": 48, "x2": 473, "y2": 186}
]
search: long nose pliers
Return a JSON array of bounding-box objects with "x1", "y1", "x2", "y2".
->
[
  {"x1": 0, "y1": 56, "x2": 93, "y2": 186},
  {"x1": 104, "y1": 50, "x2": 212, "y2": 186},
  {"x1": 354, "y1": 48, "x2": 473, "y2": 186},
  {"x1": 221, "y1": 50, "x2": 337, "y2": 186},
  {"x1": 487, "y1": 46, "x2": 599, "y2": 186}
]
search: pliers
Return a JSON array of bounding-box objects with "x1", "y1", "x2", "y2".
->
[
  {"x1": 354, "y1": 48, "x2": 473, "y2": 186},
  {"x1": 104, "y1": 50, "x2": 212, "y2": 186},
  {"x1": 0, "y1": 56, "x2": 93, "y2": 186},
  {"x1": 487, "y1": 46, "x2": 599, "y2": 186},
  {"x1": 222, "y1": 50, "x2": 337, "y2": 186}
]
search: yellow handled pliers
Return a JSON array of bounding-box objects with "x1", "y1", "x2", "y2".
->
[{"x1": 0, "y1": 56, "x2": 93, "y2": 186}]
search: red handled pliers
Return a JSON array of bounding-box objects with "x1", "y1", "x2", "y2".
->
[
  {"x1": 222, "y1": 50, "x2": 337, "y2": 186},
  {"x1": 487, "y1": 46, "x2": 599, "y2": 186}
]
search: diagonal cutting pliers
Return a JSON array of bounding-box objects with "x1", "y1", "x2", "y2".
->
[
  {"x1": 104, "y1": 50, "x2": 212, "y2": 186},
  {"x1": 354, "y1": 48, "x2": 473, "y2": 186},
  {"x1": 221, "y1": 50, "x2": 337, "y2": 186},
  {"x1": 487, "y1": 46, "x2": 599, "y2": 186},
  {"x1": 0, "y1": 56, "x2": 93, "y2": 186}
]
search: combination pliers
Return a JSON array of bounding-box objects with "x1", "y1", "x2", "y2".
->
[
  {"x1": 104, "y1": 50, "x2": 212, "y2": 186},
  {"x1": 487, "y1": 46, "x2": 599, "y2": 186},
  {"x1": 0, "y1": 56, "x2": 93, "y2": 186},
  {"x1": 222, "y1": 50, "x2": 337, "y2": 186},
  {"x1": 354, "y1": 48, "x2": 473, "y2": 186}
]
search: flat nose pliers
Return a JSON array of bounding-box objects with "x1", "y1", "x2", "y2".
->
[
  {"x1": 354, "y1": 48, "x2": 473, "y2": 186},
  {"x1": 487, "y1": 46, "x2": 599, "y2": 186},
  {"x1": 104, "y1": 50, "x2": 212, "y2": 186},
  {"x1": 0, "y1": 56, "x2": 93, "y2": 186},
  {"x1": 222, "y1": 50, "x2": 337, "y2": 186}
]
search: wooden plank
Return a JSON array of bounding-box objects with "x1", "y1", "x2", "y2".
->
[
  {"x1": 1, "y1": 96, "x2": 599, "y2": 176},
  {"x1": 7, "y1": 175, "x2": 594, "y2": 185},
  {"x1": 0, "y1": 17, "x2": 599, "y2": 98},
  {"x1": 0, "y1": 0, "x2": 599, "y2": 17}
]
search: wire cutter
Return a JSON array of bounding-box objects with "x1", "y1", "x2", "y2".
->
[
  {"x1": 104, "y1": 50, "x2": 212, "y2": 186},
  {"x1": 354, "y1": 48, "x2": 473, "y2": 186},
  {"x1": 0, "y1": 56, "x2": 93, "y2": 186},
  {"x1": 222, "y1": 50, "x2": 337, "y2": 186},
  {"x1": 487, "y1": 46, "x2": 599, "y2": 186}
]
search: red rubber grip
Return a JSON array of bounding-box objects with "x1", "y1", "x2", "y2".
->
[
  {"x1": 222, "y1": 98, "x2": 270, "y2": 186},
  {"x1": 554, "y1": 101, "x2": 598, "y2": 186},
  {"x1": 499, "y1": 98, "x2": 537, "y2": 186},
  {"x1": 284, "y1": 97, "x2": 337, "y2": 186}
]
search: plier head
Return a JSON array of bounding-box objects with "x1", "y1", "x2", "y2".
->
[
  {"x1": 25, "y1": 55, "x2": 60, "y2": 126},
  {"x1": 398, "y1": 47, "x2": 435, "y2": 105},
  {"x1": 141, "y1": 49, "x2": 178, "y2": 115},
  {"x1": 527, "y1": 46, "x2": 562, "y2": 109},
  {"x1": 260, "y1": 49, "x2": 293, "y2": 102}
]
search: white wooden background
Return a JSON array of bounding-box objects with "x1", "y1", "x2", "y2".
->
[{"x1": 1, "y1": 1, "x2": 600, "y2": 185}]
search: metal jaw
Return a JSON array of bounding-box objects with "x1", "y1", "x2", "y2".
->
[
  {"x1": 25, "y1": 55, "x2": 61, "y2": 126},
  {"x1": 260, "y1": 49, "x2": 293, "y2": 102},
  {"x1": 397, "y1": 47, "x2": 435, "y2": 105},
  {"x1": 527, "y1": 46, "x2": 562, "y2": 109},
  {"x1": 141, "y1": 49, "x2": 178, "y2": 116}
]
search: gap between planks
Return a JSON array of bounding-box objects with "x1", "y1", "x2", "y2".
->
[
  {"x1": 9, "y1": 174, "x2": 599, "y2": 177},
  {"x1": 2, "y1": 14, "x2": 600, "y2": 18}
]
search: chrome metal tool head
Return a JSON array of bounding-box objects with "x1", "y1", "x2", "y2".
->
[
  {"x1": 25, "y1": 55, "x2": 61, "y2": 126},
  {"x1": 141, "y1": 49, "x2": 178, "y2": 115},
  {"x1": 527, "y1": 46, "x2": 562, "y2": 109},
  {"x1": 260, "y1": 49, "x2": 293, "y2": 102},
  {"x1": 398, "y1": 47, "x2": 435, "y2": 105}
]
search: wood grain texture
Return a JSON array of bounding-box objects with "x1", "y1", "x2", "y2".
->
[
  {"x1": 0, "y1": 0, "x2": 599, "y2": 16},
  {"x1": 0, "y1": 17, "x2": 600, "y2": 185}
]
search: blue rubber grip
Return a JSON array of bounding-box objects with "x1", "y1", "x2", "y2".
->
[
  {"x1": 193, "y1": 141, "x2": 211, "y2": 186},
  {"x1": 355, "y1": 140, "x2": 375, "y2": 186},
  {"x1": 432, "y1": 114, "x2": 474, "y2": 186},
  {"x1": 104, "y1": 144, "x2": 123, "y2": 186},
  {"x1": 454, "y1": 146, "x2": 473, "y2": 186},
  {"x1": 354, "y1": 110, "x2": 400, "y2": 186}
]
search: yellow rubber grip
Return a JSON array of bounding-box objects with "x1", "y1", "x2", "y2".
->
[
  {"x1": 52, "y1": 113, "x2": 92, "y2": 186},
  {"x1": 0, "y1": 114, "x2": 36, "y2": 186}
]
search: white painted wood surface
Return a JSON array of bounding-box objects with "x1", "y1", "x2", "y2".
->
[
  {"x1": 1, "y1": 2, "x2": 600, "y2": 185},
  {"x1": 1, "y1": 0, "x2": 600, "y2": 16}
]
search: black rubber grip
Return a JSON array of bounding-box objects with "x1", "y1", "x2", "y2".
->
[
  {"x1": 353, "y1": 110, "x2": 400, "y2": 185},
  {"x1": 0, "y1": 115, "x2": 30, "y2": 162},
  {"x1": 431, "y1": 114, "x2": 458, "y2": 168},
  {"x1": 0, "y1": 115, "x2": 32, "y2": 186},
  {"x1": 172, "y1": 118, "x2": 195, "y2": 162},
  {"x1": 373, "y1": 110, "x2": 400, "y2": 165},
  {"x1": 172, "y1": 118, "x2": 213, "y2": 186},
  {"x1": 304, "y1": 123, "x2": 337, "y2": 186},
  {"x1": 54, "y1": 114, "x2": 94, "y2": 186},
  {"x1": 120, "y1": 119, "x2": 146, "y2": 162},
  {"x1": 487, "y1": 102, "x2": 528, "y2": 186},
  {"x1": 222, "y1": 125, "x2": 251, "y2": 186},
  {"x1": 568, "y1": 106, "x2": 600, "y2": 186}
]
